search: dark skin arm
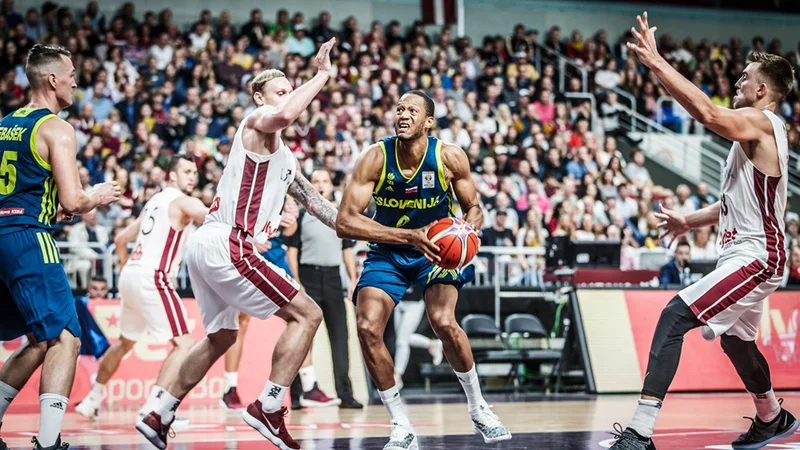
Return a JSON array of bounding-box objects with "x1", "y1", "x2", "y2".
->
[
  {"x1": 440, "y1": 143, "x2": 483, "y2": 231},
  {"x1": 336, "y1": 144, "x2": 441, "y2": 262}
]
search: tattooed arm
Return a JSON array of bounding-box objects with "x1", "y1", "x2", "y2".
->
[{"x1": 288, "y1": 165, "x2": 338, "y2": 230}]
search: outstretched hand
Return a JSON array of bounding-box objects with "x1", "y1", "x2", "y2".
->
[
  {"x1": 314, "y1": 37, "x2": 336, "y2": 74},
  {"x1": 654, "y1": 203, "x2": 690, "y2": 248},
  {"x1": 626, "y1": 11, "x2": 662, "y2": 69}
]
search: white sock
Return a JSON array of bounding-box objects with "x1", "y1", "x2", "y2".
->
[
  {"x1": 38, "y1": 394, "x2": 68, "y2": 447},
  {"x1": 751, "y1": 390, "x2": 781, "y2": 423},
  {"x1": 258, "y1": 380, "x2": 288, "y2": 413},
  {"x1": 629, "y1": 399, "x2": 662, "y2": 438},
  {"x1": 379, "y1": 385, "x2": 410, "y2": 427},
  {"x1": 89, "y1": 381, "x2": 105, "y2": 402},
  {"x1": 0, "y1": 381, "x2": 19, "y2": 422},
  {"x1": 224, "y1": 372, "x2": 238, "y2": 392},
  {"x1": 454, "y1": 365, "x2": 487, "y2": 412},
  {"x1": 154, "y1": 390, "x2": 181, "y2": 425},
  {"x1": 299, "y1": 366, "x2": 317, "y2": 392},
  {"x1": 140, "y1": 386, "x2": 164, "y2": 415}
]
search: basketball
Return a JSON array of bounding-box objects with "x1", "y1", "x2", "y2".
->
[{"x1": 426, "y1": 217, "x2": 480, "y2": 270}]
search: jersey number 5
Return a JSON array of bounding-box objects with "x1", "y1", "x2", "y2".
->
[{"x1": 0, "y1": 151, "x2": 18, "y2": 195}]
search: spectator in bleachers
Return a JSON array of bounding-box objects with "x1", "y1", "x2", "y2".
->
[
  {"x1": 482, "y1": 210, "x2": 515, "y2": 248},
  {"x1": 659, "y1": 241, "x2": 691, "y2": 286},
  {"x1": 673, "y1": 184, "x2": 698, "y2": 216},
  {"x1": 66, "y1": 209, "x2": 109, "y2": 290},
  {"x1": 691, "y1": 181, "x2": 717, "y2": 209},
  {"x1": 785, "y1": 243, "x2": 800, "y2": 286},
  {"x1": 690, "y1": 226, "x2": 718, "y2": 260},
  {"x1": 624, "y1": 149, "x2": 653, "y2": 192}
]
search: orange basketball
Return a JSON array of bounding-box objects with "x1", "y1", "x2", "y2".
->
[{"x1": 426, "y1": 217, "x2": 480, "y2": 270}]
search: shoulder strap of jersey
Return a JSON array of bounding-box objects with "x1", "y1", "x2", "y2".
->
[
  {"x1": 762, "y1": 110, "x2": 789, "y2": 173},
  {"x1": 28, "y1": 110, "x2": 57, "y2": 171},
  {"x1": 374, "y1": 137, "x2": 394, "y2": 194},
  {"x1": 429, "y1": 137, "x2": 449, "y2": 191}
]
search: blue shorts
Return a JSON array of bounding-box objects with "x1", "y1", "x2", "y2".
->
[
  {"x1": 354, "y1": 245, "x2": 475, "y2": 304},
  {"x1": 0, "y1": 228, "x2": 80, "y2": 342}
]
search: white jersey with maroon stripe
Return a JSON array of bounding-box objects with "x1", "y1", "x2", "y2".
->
[
  {"x1": 186, "y1": 118, "x2": 301, "y2": 335},
  {"x1": 678, "y1": 110, "x2": 789, "y2": 341},
  {"x1": 717, "y1": 110, "x2": 788, "y2": 274},
  {"x1": 204, "y1": 120, "x2": 296, "y2": 243},
  {"x1": 126, "y1": 186, "x2": 188, "y2": 277}
]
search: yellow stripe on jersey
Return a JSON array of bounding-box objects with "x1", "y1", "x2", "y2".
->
[
  {"x1": 395, "y1": 138, "x2": 427, "y2": 182},
  {"x1": 48, "y1": 234, "x2": 60, "y2": 263},
  {"x1": 38, "y1": 177, "x2": 56, "y2": 225},
  {"x1": 374, "y1": 141, "x2": 387, "y2": 194},
  {"x1": 29, "y1": 114, "x2": 55, "y2": 171},
  {"x1": 434, "y1": 139, "x2": 448, "y2": 191},
  {"x1": 43, "y1": 231, "x2": 56, "y2": 263},
  {"x1": 36, "y1": 232, "x2": 50, "y2": 264}
]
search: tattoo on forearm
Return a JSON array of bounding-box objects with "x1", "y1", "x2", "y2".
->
[{"x1": 288, "y1": 176, "x2": 338, "y2": 230}]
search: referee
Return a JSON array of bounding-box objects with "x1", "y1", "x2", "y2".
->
[{"x1": 286, "y1": 169, "x2": 361, "y2": 408}]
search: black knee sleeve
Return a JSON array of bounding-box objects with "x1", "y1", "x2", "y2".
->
[
  {"x1": 720, "y1": 334, "x2": 772, "y2": 394},
  {"x1": 641, "y1": 296, "x2": 703, "y2": 400}
]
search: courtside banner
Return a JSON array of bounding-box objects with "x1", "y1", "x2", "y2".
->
[
  {"x1": 0, "y1": 299, "x2": 285, "y2": 411},
  {"x1": 577, "y1": 289, "x2": 800, "y2": 394}
]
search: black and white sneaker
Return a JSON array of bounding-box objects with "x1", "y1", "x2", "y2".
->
[
  {"x1": 31, "y1": 436, "x2": 69, "y2": 450},
  {"x1": 471, "y1": 404, "x2": 512, "y2": 443},
  {"x1": 732, "y1": 401, "x2": 799, "y2": 450},
  {"x1": 383, "y1": 421, "x2": 418, "y2": 450},
  {"x1": 609, "y1": 424, "x2": 656, "y2": 450}
]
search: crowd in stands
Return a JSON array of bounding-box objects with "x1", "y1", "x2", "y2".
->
[{"x1": 1, "y1": 0, "x2": 799, "y2": 288}]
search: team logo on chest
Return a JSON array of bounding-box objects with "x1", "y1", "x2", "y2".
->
[{"x1": 422, "y1": 171, "x2": 435, "y2": 189}]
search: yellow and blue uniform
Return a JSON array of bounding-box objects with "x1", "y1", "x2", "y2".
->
[
  {"x1": 354, "y1": 136, "x2": 474, "y2": 303},
  {"x1": 0, "y1": 107, "x2": 80, "y2": 342}
]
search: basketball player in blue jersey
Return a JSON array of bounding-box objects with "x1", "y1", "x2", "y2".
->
[
  {"x1": 0, "y1": 44, "x2": 120, "y2": 450},
  {"x1": 337, "y1": 90, "x2": 511, "y2": 449}
]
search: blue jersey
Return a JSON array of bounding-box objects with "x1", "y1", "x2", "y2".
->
[
  {"x1": 0, "y1": 107, "x2": 59, "y2": 234},
  {"x1": 372, "y1": 136, "x2": 453, "y2": 250}
]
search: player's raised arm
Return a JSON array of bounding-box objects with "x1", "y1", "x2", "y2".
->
[
  {"x1": 114, "y1": 216, "x2": 140, "y2": 269},
  {"x1": 441, "y1": 143, "x2": 483, "y2": 230},
  {"x1": 336, "y1": 144, "x2": 441, "y2": 262},
  {"x1": 47, "y1": 119, "x2": 120, "y2": 214},
  {"x1": 626, "y1": 12, "x2": 773, "y2": 143},
  {"x1": 288, "y1": 162, "x2": 338, "y2": 230},
  {"x1": 173, "y1": 195, "x2": 209, "y2": 226},
  {"x1": 246, "y1": 38, "x2": 335, "y2": 134}
]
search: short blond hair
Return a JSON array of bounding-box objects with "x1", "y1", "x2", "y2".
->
[{"x1": 251, "y1": 69, "x2": 285, "y2": 95}]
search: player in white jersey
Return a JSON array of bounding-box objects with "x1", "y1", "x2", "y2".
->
[
  {"x1": 137, "y1": 38, "x2": 340, "y2": 450},
  {"x1": 75, "y1": 155, "x2": 207, "y2": 422},
  {"x1": 610, "y1": 13, "x2": 798, "y2": 450}
]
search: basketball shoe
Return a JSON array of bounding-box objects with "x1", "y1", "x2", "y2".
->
[
  {"x1": 135, "y1": 412, "x2": 174, "y2": 450},
  {"x1": 221, "y1": 387, "x2": 245, "y2": 410},
  {"x1": 608, "y1": 424, "x2": 656, "y2": 450},
  {"x1": 31, "y1": 436, "x2": 69, "y2": 450},
  {"x1": 384, "y1": 421, "x2": 418, "y2": 450},
  {"x1": 242, "y1": 401, "x2": 299, "y2": 450},
  {"x1": 731, "y1": 401, "x2": 799, "y2": 449},
  {"x1": 74, "y1": 396, "x2": 100, "y2": 420},
  {"x1": 299, "y1": 384, "x2": 341, "y2": 408},
  {"x1": 471, "y1": 404, "x2": 512, "y2": 443}
]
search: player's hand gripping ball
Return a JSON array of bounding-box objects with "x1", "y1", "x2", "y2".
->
[{"x1": 426, "y1": 217, "x2": 480, "y2": 270}]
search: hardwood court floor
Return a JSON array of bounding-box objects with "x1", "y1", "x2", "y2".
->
[{"x1": 2, "y1": 393, "x2": 799, "y2": 449}]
